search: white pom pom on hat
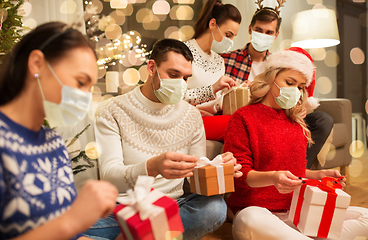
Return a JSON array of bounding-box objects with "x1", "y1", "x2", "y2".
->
[{"x1": 264, "y1": 50, "x2": 315, "y2": 87}]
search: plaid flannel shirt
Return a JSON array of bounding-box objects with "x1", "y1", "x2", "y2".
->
[{"x1": 221, "y1": 43, "x2": 270, "y2": 85}]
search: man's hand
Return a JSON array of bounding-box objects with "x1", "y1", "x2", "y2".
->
[
  {"x1": 221, "y1": 152, "x2": 243, "y2": 178},
  {"x1": 147, "y1": 152, "x2": 198, "y2": 179},
  {"x1": 212, "y1": 76, "x2": 237, "y2": 94}
]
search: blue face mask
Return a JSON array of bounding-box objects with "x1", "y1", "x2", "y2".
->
[{"x1": 37, "y1": 62, "x2": 92, "y2": 127}]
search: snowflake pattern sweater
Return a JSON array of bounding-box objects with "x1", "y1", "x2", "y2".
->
[
  {"x1": 0, "y1": 111, "x2": 78, "y2": 239},
  {"x1": 223, "y1": 103, "x2": 307, "y2": 213}
]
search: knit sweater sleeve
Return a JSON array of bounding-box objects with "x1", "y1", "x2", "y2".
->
[
  {"x1": 94, "y1": 102, "x2": 147, "y2": 192},
  {"x1": 188, "y1": 117, "x2": 207, "y2": 158},
  {"x1": 184, "y1": 85, "x2": 216, "y2": 106},
  {"x1": 223, "y1": 109, "x2": 253, "y2": 190}
]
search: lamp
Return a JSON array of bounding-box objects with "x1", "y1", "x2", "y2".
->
[{"x1": 291, "y1": 8, "x2": 340, "y2": 49}]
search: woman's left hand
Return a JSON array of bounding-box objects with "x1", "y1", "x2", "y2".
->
[{"x1": 221, "y1": 152, "x2": 243, "y2": 178}]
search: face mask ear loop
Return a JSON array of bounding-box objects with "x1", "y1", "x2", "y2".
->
[
  {"x1": 154, "y1": 68, "x2": 163, "y2": 92},
  {"x1": 271, "y1": 81, "x2": 281, "y2": 98},
  {"x1": 46, "y1": 62, "x2": 63, "y2": 87},
  {"x1": 36, "y1": 75, "x2": 46, "y2": 101}
]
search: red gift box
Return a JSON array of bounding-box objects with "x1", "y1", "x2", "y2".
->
[{"x1": 113, "y1": 176, "x2": 184, "y2": 240}]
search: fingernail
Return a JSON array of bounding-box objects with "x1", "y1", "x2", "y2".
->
[{"x1": 298, "y1": 177, "x2": 302, "y2": 180}]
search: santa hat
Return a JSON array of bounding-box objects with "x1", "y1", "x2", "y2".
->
[{"x1": 265, "y1": 47, "x2": 319, "y2": 109}]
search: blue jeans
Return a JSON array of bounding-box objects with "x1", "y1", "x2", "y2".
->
[{"x1": 83, "y1": 194, "x2": 226, "y2": 240}]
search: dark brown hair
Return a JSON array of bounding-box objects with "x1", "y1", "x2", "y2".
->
[
  {"x1": 250, "y1": 8, "x2": 282, "y2": 33},
  {"x1": 149, "y1": 39, "x2": 193, "y2": 66},
  {"x1": 0, "y1": 22, "x2": 96, "y2": 105},
  {"x1": 193, "y1": 0, "x2": 241, "y2": 39}
]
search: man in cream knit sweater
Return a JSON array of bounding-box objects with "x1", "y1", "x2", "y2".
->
[{"x1": 94, "y1": 39, "x2": 241, "y2": 240}]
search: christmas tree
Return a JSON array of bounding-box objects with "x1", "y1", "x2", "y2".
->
[{"x1": 0, "y1": 0, "x2": 24, "y2": 53}]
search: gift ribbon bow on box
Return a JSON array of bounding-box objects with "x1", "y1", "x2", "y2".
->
[
  {"x1": 117, "y1": 176, "x2": 169, "y2": 240},
  {"x1": 194, "y1": 155, "x2": 226, "y2": 194},
  {"x1": 293, "y1": 176, "x2": 344, "y2": 238}
]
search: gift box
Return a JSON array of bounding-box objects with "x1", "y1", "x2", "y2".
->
[
  {"x1": 114, "y1": 176, "x2": 184, "y2": 240},
  {"x1": 288, "y1": 177, "x2": 351, "y2": 239},
  {"x1": 190, "y1": 155, "x2": 234, "y2": 196},
  {"x1": 222, "y1": 86, "x2": 250, "y2": 115}
]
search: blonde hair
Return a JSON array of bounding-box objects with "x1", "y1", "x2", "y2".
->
[{"x1": 249, "y1": 68, "x2": 314, "y2": 146}]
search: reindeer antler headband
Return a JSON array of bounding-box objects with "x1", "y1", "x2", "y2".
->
[{"x1": 253, "y1": 0, "x2": 286, "y2": 18}]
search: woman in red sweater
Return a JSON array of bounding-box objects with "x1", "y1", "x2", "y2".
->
[{"x1": 224, "y1": 49, "x2": 368, "y2": 239}]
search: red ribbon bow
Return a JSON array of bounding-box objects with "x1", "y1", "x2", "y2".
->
[{"x1": 293, "y1": 177, "x2": 344, "y2": 238}]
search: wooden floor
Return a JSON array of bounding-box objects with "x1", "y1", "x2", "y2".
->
[{"x1": 201, "y1": 151, "x2": 368, "y2": 240}]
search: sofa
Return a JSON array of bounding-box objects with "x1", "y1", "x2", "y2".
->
[{"x1": 206, "y1": 98, "x2": 353, "y2": 177}]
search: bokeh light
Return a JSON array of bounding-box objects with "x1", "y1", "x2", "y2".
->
[
  {"x1": 89, "y1": 0, "x2": 104, "y2": 14},
  {"x1": 18, "y1": 2, "x2": 32, "y2": 16},
  {"x1": 139, "y1": 65, "x2": 148, "y2": 82},
  {"x1": 349, "y1": 140, "x2": 365, "y2": 158},
  {"x1": 153, "y1": 0, "x2": 170, "y2": 15},
  {"x1": 60, "y1": 0, "x2": 77, "y2": 14},
  {"x1": 349, "y1": 159, "x2": 363, "y2": 177},
  {"x1": 143, "y1": 15, "x2": 161, "y2": 30},
  {"x1": 99, "y1": 16, "x2": 116, "y2": 31},
  {"x1": 179, "y1": 25, "x2": 195, "y2": 40},
  {"x1": 132, "y1": 49, "x2": 146, "y2": 65},
  {"x1": 123, "y1": 68, "x2": 140, "y2": 85},
  {"x1": 170, "y1": 5, "x2": 179, "y2": 20},
  {"x1": 350, "y1": 47, "x2": 365, "y2": 65},
  {"x1": 120, "y1": 3, "x2": 134, "y2": 16},
  {"x1": 110, "y1": 10, "x2": 126, "y2": 25},
  {"x1": 136, "y1": 8, "x2": 153, "y2": 23},
  {"x1": 173, "y1": 0, "x2": 195, "y2": 3},
  {"x1": 352, "y1": 0, "x2": 366, "y2": 2},
  {"x1": 324, "y1": 50, "x2": 340, "y2": 67},
  {"x1": 176, "y1": 5, "x2": 194, "y2": 20},
  {"x1": 120, "y1": 50, "x2": 133, "y2": 67},
  {"x1": 105, "y1": 24, "x2": 122, "y2": 40},
  {"x1": 110, "y1": 0, "x2": 128, "y2": 9},
  {"x1": 316, "y1": 76, "x2": 332, "y2": 94},
  {"x1": 85, "y1": 142, "x2": 99, "y2": 159},
  {"x1": 23, "y1": 18, "x2": 37, "y2": 29},
  {"x1": 310, "y1": 48, "x2": 326, "y2": 61},
  {"x1": 165, "y1": 26, "x2": 180, "y2": 38}
]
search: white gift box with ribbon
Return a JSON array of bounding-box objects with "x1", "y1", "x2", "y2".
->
[{"x1": 114, "y1": 176, "x2": 183, "y2": 240}]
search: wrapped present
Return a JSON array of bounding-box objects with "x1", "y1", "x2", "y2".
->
[
  {"x1": 222, "y1": 86, "x2": 250, "y2": 115},
  {"x1": 288, "y1": 177, "x2": 351, "y2": 239},
  {"x1": 114, "y1": 176, "x2": 184, "y2": 240},
  {"x1": 190, "y1": 155, "x2": 234, "y2": 196}
]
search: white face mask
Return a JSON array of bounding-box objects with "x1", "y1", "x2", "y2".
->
[
  {"x1": 272, "y1": 82, "x2": 301, "y2": 110},
  {"x1": 152, "y1": 69, "x2": 187, "y2": 105},
  {"x1": 211, "y1": 25, "x2": 234, "y2": 53},
  {"x1": 37, "y1": 62, "x2": 92, "y2": 127},
  {"x1": 250, "y1": 31, "x2": 276, "y2": 52}
]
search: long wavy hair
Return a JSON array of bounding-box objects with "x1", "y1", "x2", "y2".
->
[{"x1": 249, "y1": 68, "x2": 314, "y2": 146}]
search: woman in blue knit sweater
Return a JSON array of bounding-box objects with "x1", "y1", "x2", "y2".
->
[{"x1": 0, "y1": 22, "x2": 119, "y2": 240}]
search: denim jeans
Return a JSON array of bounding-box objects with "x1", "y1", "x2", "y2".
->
[{"x1": 83, "y1": 194, "x2": 227, "y2": 240}]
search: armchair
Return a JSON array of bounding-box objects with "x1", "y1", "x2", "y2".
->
[{"x1": 310, "y1": 98, "x2": 353, "y2": 177}]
